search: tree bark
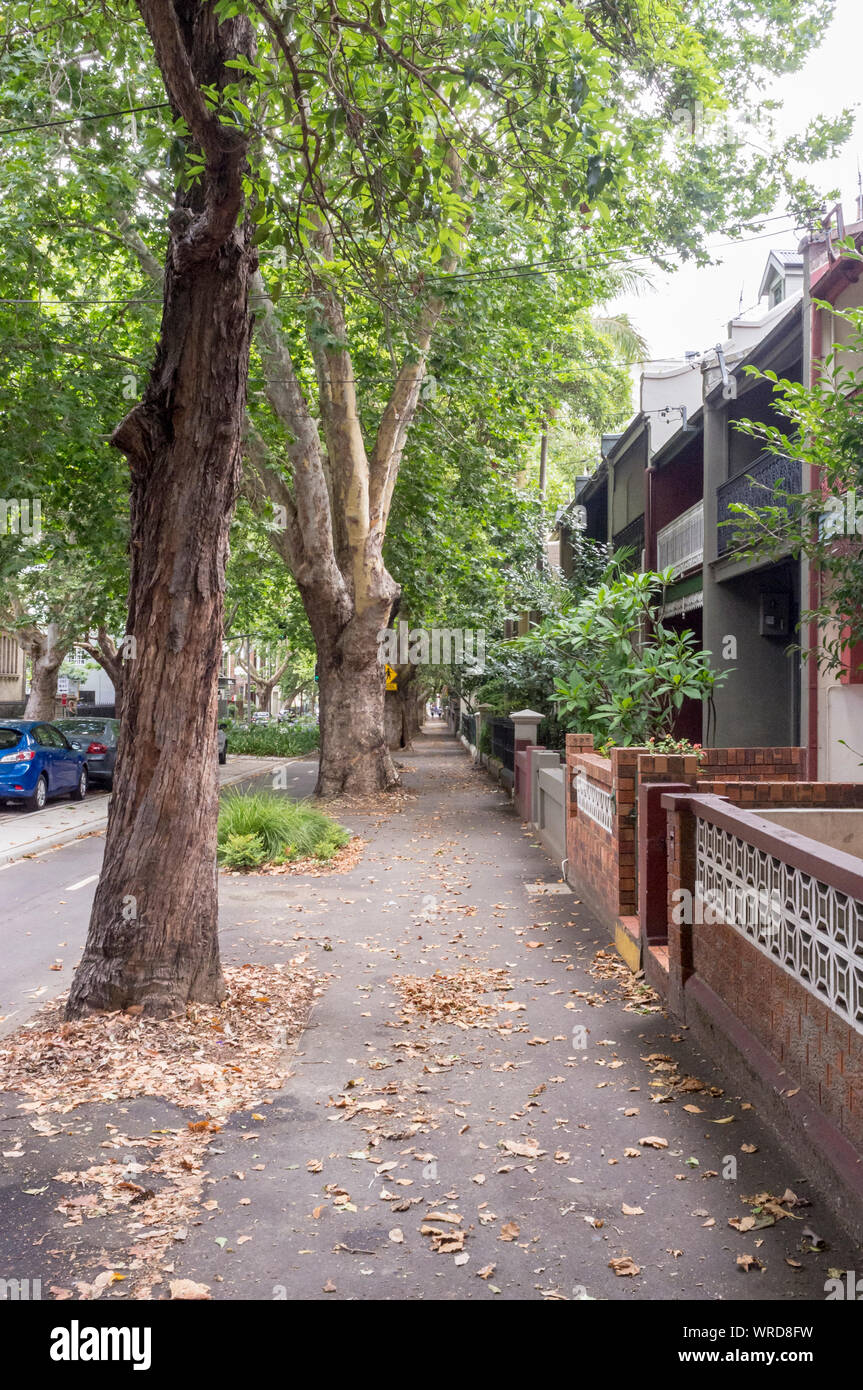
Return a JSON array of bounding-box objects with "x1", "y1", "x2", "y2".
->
[
  {"x1": 66, "y1": 0, "x2": 255, "y2": 1019},
  {"x1": 110, "y1": 61, "x2": 464, "y2": 799},
  {"x1": 22, "y1": 623, "x2": 67, "y2": 719},
  {"x1": 304, "y1": 595, "x2": 397, "y2": 796},
  {"x1": 79, "y1": 628, "x2": 126, "y2": 718},
  {"x1": 385, "y1": 664, "x2": 424, "y2": 751}
]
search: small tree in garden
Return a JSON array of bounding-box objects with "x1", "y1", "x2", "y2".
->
[
  {"x1": 475, "y1": 566, "x2": 723, "y2": 746},
  {"x1": 466, "y1": 532, "x2": 616, "y2": 715},
  {"x1": 550, "y1": 570, "x2": 725, "y2": 747}
]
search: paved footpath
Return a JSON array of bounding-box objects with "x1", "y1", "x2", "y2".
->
[{"x1": 0, "y1": 728, "x2": 857, "y2": 1300}]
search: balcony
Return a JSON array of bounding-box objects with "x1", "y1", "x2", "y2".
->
[
  {"x1": 717, "y1": 452, "x2": 801, "y2": 556},
  {"x1": 612, "y1": 513, "x2": 644, "y2": 570},
  {"x1": 656, "y1": 500, "x2": 703, "y2": 577}
]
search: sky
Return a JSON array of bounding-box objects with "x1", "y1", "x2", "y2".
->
[{"x1": 607, "y1": 0, "x2": 862, "y2": 371}]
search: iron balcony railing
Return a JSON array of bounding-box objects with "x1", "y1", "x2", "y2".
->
[
  {"x1": 656, "y1": 500, "x2": 704, "y2": 576},
  {"x1": 460, "y1": 710, "x2": 477, "y2": 747},
  {"x1": 489, "y1": 716, "x2": 515, "y2": 772},
  {"x1": 717, "y1": 452, "x2": 802, "y2": 556},
  {"x1": 611, "y1": 513, "x2": 645, "y2": 570}
]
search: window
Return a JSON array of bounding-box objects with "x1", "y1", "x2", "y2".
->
[
  {"x1": 0, "y1": 727, "x2": 22, "y2": 749},
  {"x1": 0, "y1": 635, "x2": 19, "y2": 677},
  {"x1": 32, "y1": 725, "x2": 52, "y2": 746}
]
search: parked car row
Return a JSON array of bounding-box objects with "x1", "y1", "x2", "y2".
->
[
  {"x1": 1, "y1": 716, "x2": 229, "y2": 811},
  {"x1": 0, "y1": 720, "x2": 93, "y2": 811}
]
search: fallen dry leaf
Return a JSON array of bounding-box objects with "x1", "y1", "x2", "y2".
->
[
  {"x1": 169, "y1": 1280, "x2": 211, "y2": 1300},
  {"x1": 736, "y1": 1253, "x2": 763, "y2": 1272}
]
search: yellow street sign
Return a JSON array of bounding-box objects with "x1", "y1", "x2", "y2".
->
[{"x1": 385, "y1": 664, "x2": 398, "y2": 691}]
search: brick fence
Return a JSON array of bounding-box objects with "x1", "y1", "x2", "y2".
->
[
  {"x1": 563, "y1": 735, "x2": 807, "y2": 964},
  {"x1": 656, "y1": 788, "x2": 863, "y2": 1240}
]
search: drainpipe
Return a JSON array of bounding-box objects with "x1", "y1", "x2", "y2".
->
[
  {"x1": 807, "y1": 297, "x2": 822, "y2": 780},
  {"x1": 644, "y1": 462, "x2": 657, "y2": 572}
]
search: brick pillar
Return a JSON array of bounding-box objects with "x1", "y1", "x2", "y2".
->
[
  {"x1": 638, "y1": 782, "x2": 692, "y2": 945},
  {"x1": 565, "y1": 733, "x2": 595, "y2": 755},
  {"x1": 510, "y1": 710, "x2": 543, "y2": 817},
  {"x1": 611, "y1": 748, "x2": 640, "y2": 916},
  {"x1": 662, "y1": 793, "x2": 698, "y2": 1018}
]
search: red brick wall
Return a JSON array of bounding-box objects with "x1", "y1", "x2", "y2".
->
[
  {"x1": 697, "y1": 746, "x2": 807, "y2": 782},
  {"x1": 565, "y1": 739, "x2": 620, "y2": 925},
  {"x1": 701, "y1": 780, "x2": 863, "y2": 807},
  {"x1": 564, "y1": 738, "x2": 807, "y2": 938},
  {"x1": 691, "y1": 916, "x2": 863, "y2": 1153}
]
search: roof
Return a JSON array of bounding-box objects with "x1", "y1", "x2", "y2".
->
[
  {"x1": 650, "y1": 404, "x2": 704, "y2": 471},
  {"x1": 703, "y1": 294, "x2": 803, "y2": 404},
  {"x1": 758, "y1": 249, "x2": 804, "y2": 300}
]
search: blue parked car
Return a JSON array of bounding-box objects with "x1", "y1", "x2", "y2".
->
[{"x1": 0, "y1": 721, "x2": 88, "y2": 812}]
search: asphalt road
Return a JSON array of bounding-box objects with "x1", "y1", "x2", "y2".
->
[
  {"x1": 0, "y1": 788, "x2": 111, "y2": 828},
  {"x1": 0, "y1": 756, "x2": 320, "y2": 1037}
]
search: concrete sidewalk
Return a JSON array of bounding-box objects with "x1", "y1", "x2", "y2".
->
[
  {"x1": 0, "y1": 727, "x2": 856, "y2": 1301},
  {"x1": 0, "y1": 754, "x2": 317, "y2": 866}
]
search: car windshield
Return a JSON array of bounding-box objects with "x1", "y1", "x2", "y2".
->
[
  {"x1": 0, "y1": 727, "x2": 23, "y2": 749},
  {"x1": 55, "y1": 721, "x2": 109, "y2": 736}
]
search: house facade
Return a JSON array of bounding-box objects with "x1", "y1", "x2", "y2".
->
[
  {"x1": 0, "y1": 631, "x2": 26, "y2": 711},
  {"x1": 803, "y1": 210, "x2": 863, "y2": 781},
  {"x1": 558, "y1": 241, "x2": 863, "y2": 772}
]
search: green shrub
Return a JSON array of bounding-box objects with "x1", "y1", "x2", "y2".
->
[
  {"x1": 226, "y1": 722, "x2": 320, "y2": 757},
  {"x1": 217, "y1": 790, "x2": 349, "y2": 867},
  {"x1": 311, "y1": 827, "x2": 350, "y2": 862},
  {"x1": 220, "y1": 831, "x2": 267, "y2": 869}
]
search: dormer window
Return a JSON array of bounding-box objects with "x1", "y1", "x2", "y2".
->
[{"x1": 758, "y1": 250, "x2": 803, "y2": 310}]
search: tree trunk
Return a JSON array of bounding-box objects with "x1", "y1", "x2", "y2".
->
[
  {"x1": 309, "y1": 601, "x2": 398, "y2": 796},
  {"x1": 23, "y1": 624, "x2": 66, "y2": 719},
  {"x1": 66, "y1": 0, "x2": 254, "y2": 1020},
  {"x1": 385, "y1": 664, "x2": 422, "y2": 750},
  {"x1": 81, "y1": 631, "x2": 125, "y2": 718}
]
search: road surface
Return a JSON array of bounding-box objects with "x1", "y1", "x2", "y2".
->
[{"x1": 0, "y1": 755, "x2": 320, "y2": 1036}]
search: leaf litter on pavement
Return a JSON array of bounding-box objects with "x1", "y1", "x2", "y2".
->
[{"x1": 0, "y1": 961, "x2": 320, "y2": 1299}]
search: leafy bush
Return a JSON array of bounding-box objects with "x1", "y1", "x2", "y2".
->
[
  {"x1": 551, "y1": 570, "x2": 725, "y2": 746},
  {"x1": 219, "y1": 832, "x2": 267, "y2": 869},
  {"x1": 225, "y1": 721, "x2": 319, "y2": 757},
  {"x1": 217, "y1": 790, "x2": 349, "y2": 867},
  {"x1": 477, "y1": 566, "x2": 726, "y2": 749}
]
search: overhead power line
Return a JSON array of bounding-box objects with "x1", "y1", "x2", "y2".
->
[
  {"x1": 0, "y1": 217, "x2": 804, "y2": 313},
  {"x1": 0, "y1": 102, "x2": 171, "y2": 136}
]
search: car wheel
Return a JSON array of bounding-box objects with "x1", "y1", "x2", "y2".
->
[
  {"x1": 25, "y1": 775, "x2": 48, "y2": 813},
  {"x1": 71, "y1": 766, "x2": 87, "y2": 801}
]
